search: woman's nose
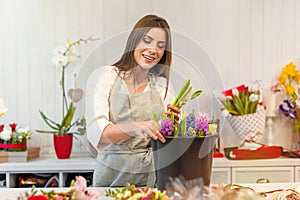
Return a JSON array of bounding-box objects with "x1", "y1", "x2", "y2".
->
[{"x1": 148, "y1": 48, "x2": 156, "y2": 55}]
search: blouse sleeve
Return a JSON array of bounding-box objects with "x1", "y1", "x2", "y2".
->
[{"x1": 86, "y1": 66, "x2": 117, "y2": 150}]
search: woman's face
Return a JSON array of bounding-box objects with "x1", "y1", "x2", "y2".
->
[{"x1": 134, "y1": 28, "x2": 167, "y2": 71}]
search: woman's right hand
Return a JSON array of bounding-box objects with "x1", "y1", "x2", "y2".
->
[{"x1": 128, "y1": 121, "x2": 166, "y2": 143}]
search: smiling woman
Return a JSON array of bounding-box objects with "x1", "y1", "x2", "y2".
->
[{"x1": 86, "y1": 14, "x2": 176, "y2": 187}]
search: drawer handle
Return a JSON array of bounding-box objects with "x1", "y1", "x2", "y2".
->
[{"x1": 256, "y1": 178, "x2": 270, "y2": 183}]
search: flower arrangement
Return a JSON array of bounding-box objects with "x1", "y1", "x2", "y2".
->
[
  {"x1": 0, "y1": 123, "x2": 31, "y2": 152},
  {"x1": 105, "y1": 183, "x2": 168, "y2": 200},
  {"x1": 218, "y1": 83, "x2": 262, "y2": 116},
  {"x1": 217, "y1": 81, "x2": 265, "y2": 141},
  {"x1": 19, "y1": 176, "x2": 101, "y2": 200},
  {"x1": 36, "y1": 37, "x2": 99, "y2": 136},
  {"x1": 276, "y1": 61, "x2": 300, "y2": 131},
  {"x1": 153, "y1": 79, "x2": 218, "y2": 137}
]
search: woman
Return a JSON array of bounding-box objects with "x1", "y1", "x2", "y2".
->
[{"x1": 88, "y1": 14, "x2": 175, "y2": 187}]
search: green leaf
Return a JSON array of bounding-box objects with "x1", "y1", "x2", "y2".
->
[
  {"x1": 191, "y1": 90, "x2": 202, "y2": 100},
  {"x1": 171, "y1": 79, "x2": 190, "y2": 107},
  {"x1": 175, "y1": 85, "x2": 192, "y2": 108},
  {"x1": 39, "y1": 111, "x2": 60, "y2": 130},
  {"x1": 36, "y1": 130, "x2": 58, "y2": 134},
  {"x1": 232, "y1": 96, "x2": 244, "y2": 115},
  {"x1": 61, "y1": 102, "x2": 76, "y2": 128},
  {"x1": 182, "y1": 117, "x2": 186, "y2": 136}
]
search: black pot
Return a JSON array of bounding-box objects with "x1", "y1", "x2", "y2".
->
[{"x1": 151, "y1": 135, "x2": 216, "y2": 190}]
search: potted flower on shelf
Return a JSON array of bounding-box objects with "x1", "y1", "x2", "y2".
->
[
  {"x1": 151, "y1": 79, "x2": 218, "y2": 190},
  {"x1": 36, "y1": 37, "x2": 98, "y2": 159},
  {"x1": 0, "y1": 123, "x2": 31, "y2": 152}
]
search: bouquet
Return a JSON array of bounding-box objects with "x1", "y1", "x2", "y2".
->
[
  {"x1": 276, "y1": 61, "x2": 300, "y2": 131},
  {"x1": 0, "y1": 123, "x2": 31, "y2": 152},
  {"x1": 218, "y1": 81, "x2": 265, "y2": 141},
  {"x1": 153, "y1": 79, "x2": 218, "y2": 137}
]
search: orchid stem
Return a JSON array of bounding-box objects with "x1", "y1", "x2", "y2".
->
[{"x1": 62, "y1": 66, "x2": 68, "y2": 117}]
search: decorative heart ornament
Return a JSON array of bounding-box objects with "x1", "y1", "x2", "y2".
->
[{"x1": 68, "y1": 88, "x2": 84, "y2": 102}]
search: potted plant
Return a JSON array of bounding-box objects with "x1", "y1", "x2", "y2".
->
[
  {"x1": 36, "y1": 37, "x2": 98, "y2": 159},
  {"x1": 151, "y1": 79, "x2": 218, "y2": 190}
]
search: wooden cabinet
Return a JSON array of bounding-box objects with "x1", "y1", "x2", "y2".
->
[
  {"x1": 211, "y1": 158, "x2": 300, "y2": 184},
  {"x1": 231, "y1": 167, "x2": 294, "y2": 183}
]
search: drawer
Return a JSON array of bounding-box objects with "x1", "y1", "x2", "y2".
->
[
  {"x1": 232, "y1": 167, "x2": 294, "y2": 183},
  {"x1": 294, "y1": 167, "x2": 300, "y2": 182},
  {"x1": 211, "y1": 168, "x2": 231, "y2": 184}
]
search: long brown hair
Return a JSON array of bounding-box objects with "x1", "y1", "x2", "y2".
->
[{"x1": 113, "y1": 14, "x2": 172, "y2": 99}]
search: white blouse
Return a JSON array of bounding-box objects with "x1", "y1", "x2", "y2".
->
[{"x1": 86, "y1": 66, "x2": 175, "y2": 151}]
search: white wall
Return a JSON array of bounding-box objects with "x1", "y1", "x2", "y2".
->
[{"x1": 0, "y1": 0, "x2": 298, "y2": 154}]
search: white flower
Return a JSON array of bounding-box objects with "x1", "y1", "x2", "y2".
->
[
  {"x1": 226, "y1": 95, "x2": 233, "y2": 100},
  {"x1": 65, "y1": 46, "x2": 79, "y2": 63},
  {"x1": 221, "y1": 109, "x2": 229, "y2": 117},
  {"x1": 18, "y1": 127, "x2": 30, "y2": 133},
  {"x1": 232, "y1": 88, "x2": 239, "y2": 96},
  {"x1": 209, "y1": 123, "x2": 218, "y2": 134},
  {"x1": 0, "y1": 129, "x2": 12, "y2": 141},
  {"x1": 0, "y1": 99, "x2": 7, "y2": 116},
  {"x1": 51, "y1": 55, "x2": 68, "y2": 67},
  {"x1": 249, "y1": 94, "x2": 259, "y2": 102},
  {"x1": 53, "y1": 45, "x2": 67, "y2": 56}
]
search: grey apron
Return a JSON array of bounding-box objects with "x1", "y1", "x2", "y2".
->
[{"x1": 93, "y1": 74, "x2": 163, "y2": 187}]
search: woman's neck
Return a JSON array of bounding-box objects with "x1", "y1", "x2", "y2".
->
[{"x1": 124, "y1": 67, "x2": 149, "y2": 94}]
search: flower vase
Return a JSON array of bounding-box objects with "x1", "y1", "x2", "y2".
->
[
  {"x1": 226, "y1": 105, "x2": 266, "y2": 141},
  {"x1": 151, "y1": 135, "x2": 217, "y2": 190},
  {"x1": 53, "y1": 135, "x2": 73, "y2": 159}
]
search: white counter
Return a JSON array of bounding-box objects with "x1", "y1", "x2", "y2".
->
[{"x1": 1, "y1": 182, "x2": 300, "y2": 200}]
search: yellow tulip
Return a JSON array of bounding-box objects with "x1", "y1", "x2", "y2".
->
[
  {"x1": 283, "y1": 62, "x2": 298, "y2": 77},
  {"x1": 278, "y1": 73, "x2": 288, "y2": 85},
  {"x1": 285, "y1": 83, "x2": 295, "y2": 95}
]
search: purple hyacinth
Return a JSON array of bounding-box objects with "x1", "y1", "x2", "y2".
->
[
  {"x1": 185, "y1": 113, "x2": 196, "y2": 136},
  {"x1": 195, "y1": 112, "x2": 210, "y2": 135},
  {"x1": 279, "y1": 99, "x2": 296, "y2": 119},
  {"x1": 160, "y1": 118, "x2": 174, "y2": 136}
]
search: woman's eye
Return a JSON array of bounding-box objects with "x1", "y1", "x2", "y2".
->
[
  {"x1": 157, "y1": 43, "x2": 166, "y2": 49},
  {"x1": 143, "y1": 37, "x2": 152, "y2": 44}
]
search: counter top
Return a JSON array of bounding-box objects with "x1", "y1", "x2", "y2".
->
[
  {"x1": 213, "y1": 157, "x2": 300, "y2": 167},
  {"x1": 1, "y1": 154, "x2": 300, "y2": 172},
  {"x1": 1, "y1": 182, "x2": 300, "y2": 200},
  {"x1": 0, "y1": 154, "x2": 96, "y2": 172}
]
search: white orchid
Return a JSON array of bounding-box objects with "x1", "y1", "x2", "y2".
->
[
  {"x1": 51, "y1": 54, "x2": 68, "y2": 67},
  {"x1": 53, "y1": 45, "x2": 67, "y2": 56}
]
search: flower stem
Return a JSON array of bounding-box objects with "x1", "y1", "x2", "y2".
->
[{"x1": 62, "y1": 66, "x2": 68, "y2": 117}]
